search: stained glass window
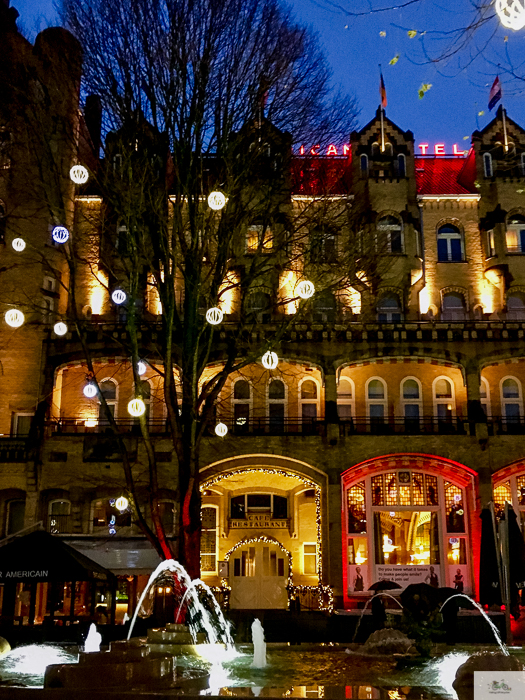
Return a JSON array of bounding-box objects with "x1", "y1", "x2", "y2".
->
[
  {"x1": 347, "y1": 481, "x2": 366, "y2": 533},
  {"x1": 371, "y1": 475, "x2": 384, "y2": 505},
  {"x1": 517, "y1": 476, "x2": 525, "y2": 507},
  {"x1": 425, "y1": 475, "x2": 439, "y2": 506},
  {"x1": 494, "y1": 481, "x2": 512, "y2": 520},
  {"x1": 385, "y1": 472, "x2": 397, "y2": 506},
  {"x1": 444, "y1": 481, "x2": 465, "y2": 533},
  {"x1": 412, "y1": 473, "x2": 425, "y2": 506}
]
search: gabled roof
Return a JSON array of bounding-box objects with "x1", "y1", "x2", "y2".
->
[{"x1": 415, "y1": 155, "x2": 477, "y2": 195}]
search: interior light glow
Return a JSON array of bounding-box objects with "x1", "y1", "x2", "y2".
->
[
  {"x1": 12, "y1": 238, "x2": 26, "y2": 252},
  {"x1": 53, "y1": 322, "x2": 68, "y2": 336},
  {"x1": 208, "y1": 191, "x2": 226, "y2": 210},
  {"x1": 111, "y1": 289, "x2": 127, "y2": 305},
  {"x1": 4, "y1": 309, "x2": 24, "y2": 328},
  {"x1": 128, "y1": 398, "x2": 146, "y2": 417},
  {"x1": 69, "y1": 165, "x2": 89, "y2": 184},
  {"x1": 52, "y1": 226, "x2": 69, "y2": 244},
  {"x1": 206, "y1": 307, "x2": 223, "y2": 325}
]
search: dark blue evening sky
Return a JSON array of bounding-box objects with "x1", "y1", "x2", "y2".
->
[{"x1": 14, "y1": 0, "x2": 525, "y2": 152}]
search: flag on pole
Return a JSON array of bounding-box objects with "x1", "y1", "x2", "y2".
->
[
  {"x1": 380, "y1": 72, "x2": 387, "y2": 109},
  {"x1": 488, "y1": 76, "x2": 502, "y2": 111}
]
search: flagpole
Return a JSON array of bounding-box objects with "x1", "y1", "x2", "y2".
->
[
  {"x1": 379, "y1": 64, "x2": 385, "y2": 153},
  {"x1": 502, "y1": 106, "x2": 509, "y2": 153}
]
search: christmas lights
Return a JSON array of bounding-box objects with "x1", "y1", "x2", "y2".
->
[
  {"x1": 296, "y1": 280, "x2": 315, "y2": 299},
  {"x1": 128, "y1": 398, "x2": 146, "y2": 417},
  {"x1": 115, "y1": 496, "x2": 129, "y2": 511},
  {"x1": 496, "y1": 0, "x2": 525, "y2": 30},
  {"x1": 69, "y1": 164, "x2": 89, "y2": 184},
  {"x1": 206, "y1": 307, "x2": 224, "y2": 325},
  {"x1": 111, "y1": 289, "x2": 127, "y2": 305},
  {"x1": 208, "y1": 191, "x2": 226, "y2": 210},
  {"x1": 83, "y1": 383, "x2": 97, "y2": 398},
  {"x1": 52, "y1": 226, "x2": 69, "y2": 244},
  {"x1": 261, "y1": 351, "x2": 278, "y2": 369},
  {"x1": 53, "y1": 321, "x2": 68, "y2": 336},
  {"x1": 12, "y1": 238, "x2": 26, "y2": 252},
  {"x1": 215, "y1": 422, "x2": 228, "y2": 437},
  {"x1": 4, "y1": 309, "x2": 24, "y2": 328}
]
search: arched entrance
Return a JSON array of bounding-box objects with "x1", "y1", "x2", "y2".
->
[
  {"x1": 199, "y1": 456, "x2": 329, "y2": 610},
  {"x1": 341, "y1": 454, "x2": 478, "y2": 607}
]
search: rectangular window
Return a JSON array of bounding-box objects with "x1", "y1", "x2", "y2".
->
[
  {"x1": 246, "y1": 225, "x2": 272, "y2": 253},
  {"x1": 43, "y1": 276, "x2": 57, "y2": 293},
  {"x1": 447, "y1": 537, "x2": 467, "y2": 565},
  {"x1": 201, "y1": 506, "x2": 217, "y2": 573},
  {"x1": 487, "y1": 229, "x2": 496, "y2": 257},
  {"x1": 12, "y1": 413, "x2": 33, "y2": 437},
  {"x1": 303, "y1": 544, "x2": 317, "y2": 574},
  {"x1": 374, "y1": 511, "x2": 440, "y2": 565}
]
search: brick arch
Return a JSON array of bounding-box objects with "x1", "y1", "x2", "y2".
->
[
  {"x1": 336, "y1": 356, "x2": 465, "y2": 378},
  {"x1": 436, "y1": 216, "x2": 465, "y2": 234},
  {"x1": 440, "y1": 286, "x2": 469, "y2": 311},
  {"x1": 492, "y1": 459, "x2": 525, "y2": 485},
  {"x1": 506, "y1": 207, "x2": 525, "y2": 224}
]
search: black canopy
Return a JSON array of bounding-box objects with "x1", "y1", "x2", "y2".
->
[
  {"x1": 0, "y1": 530, "x2": 115, "y2": 583},
  {"x1": 479, "y1": 507, "x2": 502, "y2": 607}
]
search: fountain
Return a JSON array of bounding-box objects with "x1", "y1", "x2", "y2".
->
[
  {"x1": 84, "y1": 623, "x2": 102, "y2": 653},
  {"x1": 439, "y1": 594, "x2": 509, "y2": 655},
  {"x1": 250, "y1": 618, "x2": 266, "y2": 669}
]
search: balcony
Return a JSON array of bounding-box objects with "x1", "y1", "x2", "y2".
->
[
  {"x1": 0, "y1": 438, "x2": 28, "y2": 462},
  {"x1": 339, "y1": 417, "x2": 467, "y2": 436},
  {"x1": 487, "y1": 416, "x2": 525, "y2": 436}
]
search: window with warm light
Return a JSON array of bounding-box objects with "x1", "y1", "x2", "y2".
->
[
  {"x1": 506, "y1": 214, "x2": 525, "y2": 253},
  {"x1": 501, "y1": 376, "x2": 523, "y2": 424},
  {"x1": 200, "y1": 506, "x2": 218, "y2": 573},
  {"x1": 433, "y1": 377, "x2": 455, "y2": 425},
  {"x1": 401, "y1": 377, "x2": 422, "y2": 428},
  {"x1": 246, "y1": 225, "x2": 273, "y2": 253},
  {"x1": 374, "y1": 511, "x2": 440, "y2": 566}
]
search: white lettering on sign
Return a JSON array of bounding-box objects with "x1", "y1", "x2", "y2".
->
[
  {"x1": 298, "y1": 144, "x2": 351, "y2": 156},
  {"x1": 375, "y1": 565, "x2": 439, "y2": 589},
  {"x1": 417, "y1": 142, "x2": 467, "y2": 156},
  {"x1": 230, "y1": 515, "x2": 288, "y2": 529},
  {"x1": 4, "y1": 570, "x2": 49, "y2": 578}
]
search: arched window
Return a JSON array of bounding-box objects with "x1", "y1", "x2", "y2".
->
[
  {"x1": 442, "y1": 292, "x2": 466, "y2": 321},
  {"x1": 500, "y1": 377, "x2": 523, "y2": 425},
  {"x1": 397, "y1": 154, "x2": 406, "y2": 177},
  {"x1": 6, "y1": 499, "x2": 25, "y2": 536},
  {"x1": 433, "y1": 377, "x2": 455, "y2": 428},
  {"x1": 377, "y1": 294, "x2": 402, "y2": 322},
  {"x1": 337, "y1": 377, "x2": 355, "y2": 420},
  {"x1": 47, "y1": 499, "x2": 71, "y2": 534},
  {"x1": 437, "y1": 224, "x2": 463, "y2": 262},
  {"x1": 299, "y1": 378, "x2": 319, "y2": 424},
  {"x1": 480, "y1": 377, "x2": 491, "y2": 417},
  {"x1": 98, "y1": 378, "x2": 118, "y2": 424},
  {"x1": 483, "y1": 152, "x2": 493, "y2": 178},
  {"x1": 366, "y1": 378, "x2": 387, "y2": 425},
  {"x1": 201, "y1": 505, "x2": 219, "y2": 574},
  {"x1": 506, "y1": 214, "x2": 525, "y2": 254},
  {"x1": 377, "y1": 215, "x2": 403, "y2": 254},
  {"x1": 233, "y1": 379, "x2": 252, "y2": 433},
  {"x1": 360, "y1": 154, "x2": 368, "y2": 174},
  {"x1": 507, "y1": 292, "x2": 525, "y2": 320},
  {"x1": 268, "y1": 379, "x2": 286, "y2": 432},
  {"x1": 401, "y1": 377, "x2": 422, "y2": 429}
]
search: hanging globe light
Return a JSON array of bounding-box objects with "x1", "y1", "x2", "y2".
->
[
  {"x1": 83, "y1": 383, "x2": 97, "y2": 398},
  {"x1": 53, "y1": 321, "x2": 68, "y2": 336},
  {"x1": 206, "y1": 307, "x2": 224, "y2": 325},
  {"x1": 69, "y1": 164, "x2": 89, "y2": 184},
  {"x1": 296, "y1": 280, "x2": 315, "y2": 299},
  {"x1": 215, "y1": 422, "x2": 228, "y2": 437},
  {"x1": 496, "y1": 0, "x2": 525, "y2": 30},
  {"x1": 52, "y1": 226, "x2": 70, "y2": 244},
  {"x1": 111, "y1": 289, "x2": 127, "y2": 305},
  {"x1": 12, "y1": 238, "x2": 26, "y2": 252},
  {"x1": 128, "y1": 397, "x2": 146, "y2": 417},
  {"x1": 4, "y1": 309, "x2": 24, "y2": 328},
  {"x1": 261, "y1": 351, "x2": 278, "y2": 369},
  {"x1": 137, "y1": 360, "x2": 147, "y2": 375},
  {"x1": 115, "y1": 496, "x2": 129, "y2": 511},
  {"x1": 208, "y1": 191, "x2": 226, "y2": 210}
]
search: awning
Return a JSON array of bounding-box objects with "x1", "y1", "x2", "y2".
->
[
  {"x1": 68, "y1": 538, "x2": 162, "y2": 575},
  {"x1": 0, "y1": 530, "x2": 115, "y2": 583}
]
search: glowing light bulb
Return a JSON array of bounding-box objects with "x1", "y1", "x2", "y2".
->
[
  {"x1": 296, "y1": 280, "x2": 315, "y2": 299},
  {"x1": 206, "y1": 307, "x2": 224, "y2": 325},
  {"x1": 115, "y1": 496, "x2": 129, "y2": 511},
  {"x1": 83, "y1": 383, "x2": 97, "y2": 398},
  {"x1": 5, "y1": 309, "x2": 24, "y2": 328},
  {"x1": 12, "y1": 238, "x2": 26, "y2": 252},
  {"x1": 52, "y1": 226, "x2": 69, "y2": 244},
  {"x1": 69, "y1": 164, "x2": 89, "y2": 184},
  {"x1": 53, "y1": 321, "x2": 68, "y2": 336},
  {"x1": 128, "y1": 398, "x2": 146, "y2": 416},
  {"x1": 111, "y1": 289, "x2": 126, "y2": 305},
  {"x1": 215, "y1": 422, "x2": 228, "y2": 437},
  {"x1": 262, "y1": 351, "x2": 278, "y2": 369},
  {"x1": 137, "y1": 360, "x2": 147, "y2": 375},
  {"x1": 496, "y1": 0, "x2": 525, "y2": 30},
  {"x1": 208, "y1": 191, "x2": 226, "y2": 210}
]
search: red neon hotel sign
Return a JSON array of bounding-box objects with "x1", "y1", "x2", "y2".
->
[{"x1": 297, "y1": 143, "x2": 467, "y2": 157}]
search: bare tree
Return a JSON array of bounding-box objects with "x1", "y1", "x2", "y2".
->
[{"x1": 2, "y1": 0, "x2": 391, "y2": 578}]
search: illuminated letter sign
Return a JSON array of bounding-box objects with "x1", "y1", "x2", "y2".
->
[
  {"x1": 434, "y1": 143, "x2": 445, "y2": 155},
  {"x1": 343, "y1": 145, "x2": 350, "y2": 156},
  {"x1": 418, "y1": 143, "x2": 429, "y2": 155},
  {"x1": 310, "y1": 145, "x2": 320, "y2": 155},
  {"x1": 326, "y1": 144, "x2": 338, "y2": 156},
  {"x1": 453, "y1": 144, "x2": 466, "y2": 156}
]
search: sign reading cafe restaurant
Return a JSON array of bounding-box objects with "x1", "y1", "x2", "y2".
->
[{"x1": 230, "y1": 514, "x2": 288, "y2": 529}]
